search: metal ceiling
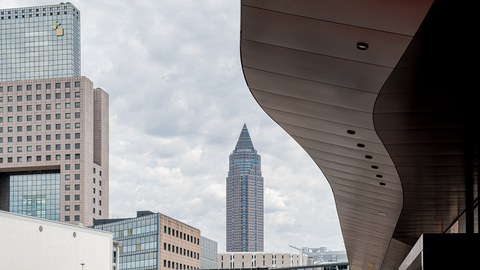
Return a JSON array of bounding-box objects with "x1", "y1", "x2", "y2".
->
[{"x1": 240, "y1": 0, "x2": 478, "y2": 269}]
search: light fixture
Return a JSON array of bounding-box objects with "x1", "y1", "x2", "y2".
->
[
  {"x1": 347, "y1": 129, "x2": 356, "y2": 135},
  {"x1": 379, "y1": 182, "x2": 386, "y2": 186},
  {"x1": 356, "y1": 42, "x2": 369, "y2": 50},
  {"x1": 357, "y1": 143, "x2": 365, "y2": 148},
  {"x1": 371, "y1": 165, "x2": 379, "y2": 169},
  {"x1": 378, "y1": 211, "x2": 387, "y2": 216},
  {"x1": 365, "y1": 155, "x2": 373, "y2": 159},
  {"x1": 376, "y1": 174, "x2": 383, "y2": 178}
]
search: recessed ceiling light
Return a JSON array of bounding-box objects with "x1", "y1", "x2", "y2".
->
[
  {"x1": 376, "y1": 174, "x2": 383, "y2": 178},
  {"x1": 365, "y1": 155, "x2": 373, "y2": 159},
  {"x1": 356, "y1": 42, "x2": 369, "y2": 50},
  {"x1": 347, "y1": 130, "x2": 356, "y2": 135},
  {"x1": 357, "y1": 143, "x2": 365, "y2": 148},
  {"x1": 371, "y1": 165, "x2": 379, "y2": 169},
  {"x1": 379, "y1": 182, "x2": 386, "y2": 186},
  {"x1": 378, "y1": 211, "x2": 387, "y2": 216}
]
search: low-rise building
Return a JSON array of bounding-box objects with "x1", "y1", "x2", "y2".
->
[
  {"x1": 0, "y1": 210, "x2": 113, "y2": 270},
  {"x1": 200, "y1": 236, "x2": 218, "y2": 269},
  {"x1": 218, "y1": 252, "x2": 305, "y2": 269},
  {"x1": 94, "y1": 210, "x2": 201, "y2": 270}
]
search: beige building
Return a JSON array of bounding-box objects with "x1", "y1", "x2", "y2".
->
[
  {"x1": 218, "y1": 252, "x2": 306, "y2": 269},
  {"x1": 0, "y1": 76, "x2": 109, "y2": 226}
]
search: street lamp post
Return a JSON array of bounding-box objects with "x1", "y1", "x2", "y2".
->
[
  {"x1": 80, "y1": 263, "x2": 85, "y2": 270},
  {"x1": 289, "y1": 245, "x2": 304, "y2": 266}
]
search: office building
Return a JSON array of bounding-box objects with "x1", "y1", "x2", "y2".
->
[
  {"x1": 217, "y1": 252, "x2": 305, "y2": 269},
  {"x1": 0, "y1": 3, "x2": 109, "y2": 227},
  {"x1": 94, "y1": 211, "x2": 201, "y2": 270},
  {"x1": 0, "y1": 210, "x2": 113, "y2": 270},
  {"x1": 226, "y1": 124, "x2": 264, "y2": 252},
  {"x1": 0, "y1": 2, "x2": 81, "y2": 82},
  {"x1": 200, "y1": 236, "x2": 218, "y2": 269}
]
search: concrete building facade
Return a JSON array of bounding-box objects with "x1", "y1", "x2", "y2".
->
[
  {"x1": 0, "y1": 76, "x2": 109, "y2": 226},
  {"x1": 94, "y1": 211, "x2": 201, "y2": 270},
  {"x1": 217, "y1": 252, "x2": 305, "y2": 269},
  {"x1": 0, "y1": 210, "x2": 113, "y2": 270},
  {"x1": 226, "y1": 124, "x2": 264, "y2": 252}
]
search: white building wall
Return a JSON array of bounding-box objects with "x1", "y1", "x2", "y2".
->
[{"x1": 0, "y1": 211, "x2": 112, "y2": 270}]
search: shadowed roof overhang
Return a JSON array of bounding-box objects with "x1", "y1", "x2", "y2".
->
[{"x1": 239, "y1": 0, "x2": 478, "y2": 269}]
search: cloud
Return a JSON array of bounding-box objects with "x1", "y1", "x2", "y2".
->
[{"x1": 8, "y1": 0, "x2": 345, "y2": 253}]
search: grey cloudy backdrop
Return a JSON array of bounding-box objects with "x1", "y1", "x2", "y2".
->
[{"x1": 6, "y1": 0, "x2": 344, "y2": 252}]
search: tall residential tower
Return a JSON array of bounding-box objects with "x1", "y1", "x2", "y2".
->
[
  {"x1": 0, "y1": 3, "x2": 108, "y2": 227},
  {"x1": 226, "y1": 124, "x2": 264, "y2": 252}
]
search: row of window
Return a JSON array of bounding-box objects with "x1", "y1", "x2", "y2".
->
[
  {"x1": 163, "y1": 260, "x2": 198, "y2": 270},
  {"x1": 2, "y1": 111, "x2": 80, "y2": 121},
  {"x1": 1, "y1": 92, "x2": 81, "y2": 102},
  {"x1": 163, "y1": 243, "x2": 199, "y2": 259},
  {"x1": 0, "y1": 132, "x2": 81, "y2": 143},
  {"x1": 0, "y1": 122, "x2": 80, "y2": 135},
  {"x1": 0, "y1": 143, "x2": 80, "y2": 152},
  {"x1": 163, "y1": 226, "x2": 199, "y2": 245},
  {"x1": 1, "y1": 104, "x2": 81, "y2": 114},
  {"x1": 0, "y1": 81, "x2": 80, "y2": 92},
  {"x1": 0, "y1": 154, "x2": 80, "y2": 163}
]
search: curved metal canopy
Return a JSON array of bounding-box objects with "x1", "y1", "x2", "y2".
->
[{"x1": 240, "y1": 0, "x2": 478, "y2": 269}]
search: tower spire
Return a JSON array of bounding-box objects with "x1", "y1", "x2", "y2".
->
[{"x1": 235, "y1": 123, "x2": 254, "y2": 150}]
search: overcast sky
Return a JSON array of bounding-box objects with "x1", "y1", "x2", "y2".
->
[{"x1": 6, "y1": 0, "x2": 344, "y2": 252}]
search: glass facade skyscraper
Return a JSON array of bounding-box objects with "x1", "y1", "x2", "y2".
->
[
  {"x1": 0, "y1": 3, "x2": 109, "y2": 227},
  {"x1": 0, "y1": 3, "x2": 81, "y2": 81},
  {"x1": 226, "y1": 124, "x2": 264, "y2": 252}
]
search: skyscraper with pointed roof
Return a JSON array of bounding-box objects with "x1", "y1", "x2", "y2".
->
[{"x1": 226, "y1": 124, "x2": 264, "y2": 252}]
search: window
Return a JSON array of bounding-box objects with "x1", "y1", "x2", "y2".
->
[
  {"x1": 74, "y1": 81, "x2": 80, "y2": 87},
  {"x1": 65, "y1": 216, "x2": 70, "y2": 221},
  {"x1": 65, "y1": 103, "x2": 71, "y2": 109},
  {"x1": 17, "y1": 96, "x2": 22, "y2": 101},
  {"x1": 55, "y1": 82, "x2": 61, "y2": 89},
  {"x1": 36, "y1": 84, "x2": 42, "y2": 90},
  {"x1": 65, "y1": 92, "x2": 71, "y2": 98},
  {"x1": 65, "y1": 174, "x2": 71, "y2": 180},
  {"x1": 36, "y1": 94, "x2": 41, "y2": 100},
  {"x1": 27, "y1": 85, "x2": 32, "y2": 90},
  {"x1": 65, "y1": 205, "x2": 70, "y2": 211},
  {"x1": 65, "y1": 185, "x2": 71, "y2": 191},
  {"x1": 75, "y1": 102, "x2": 80, "y2": 108},
  {"x1": 55, "y1": 113, "x2": 61, "y2": 119},
  {"x1": 55, "y1": 93, "x2": 61, "y2": 99},
  {"x1": 17, "y1": 85, "x2": 22, "y2": 91},
  {"x1": 46, "y1": 104, "x2": 51, "y2": 110},
  {"x1": 75, "y1": 123, "x2": 80, "y2": 129},
  {"x1": 75, "y1": 154, "x2": 80, "y2": 160},
  {"x1": 36, "y1": 104, "x2": 41, "y2": 110},
  {"x1": 74, "y1": 215, "x2": 80, "y2": 221},
  {"x1": 74, "y1": 174, "x2": 80, "y2": 180},
  {"x1": 65, "y1": 113, "x2": 71, "y2": 119},
  {"x1": 46, "y1": 93, "x2": 51, "y2": 99},
  {"x1": 74, "y1": 195, "x2": 80, "y2": 200},
  {"x1": 55, "y1": 103, "x2": 61, "y2": 109},
  {"x1": 46, "y1": 83, "x2": 51, "y2": 89},
  {"x1": 74, "y1": 164, "x2": 80, "y2": 170},
  {"x1": 65, "y1": 82, "x2": 71, "y2": 88},
  {"x1": 75, "y1": 133, "x2": 80, "y2": 139},
  {"x1": 46, "y1": 114, "x2": 51, "y2": 120},
  {"x1": 36, "y1": 115, "x2": 41, "y2": 121},
  {"x1": 55, "y1": 124, "x2": 61, "y2": 130},
  {"x1": 74, "y1": 205, "x2": 80, "y2": 211},
  {"x1": 65, "y1": 144, "x2": 71, "y2": 150},
  {"x1": 74, "y1": 91, "x2": 80, "y2": 97},
  {"x1": 75, "y1": 112, "x2": 80, "y2": 118},
  {"x1": 65, "y1": 195, "x2": 70, "y2": 201}
]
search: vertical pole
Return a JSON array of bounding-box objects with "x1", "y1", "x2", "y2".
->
[{"x1": 465, "y1": 148, "x2": 474, "y2": 233}]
